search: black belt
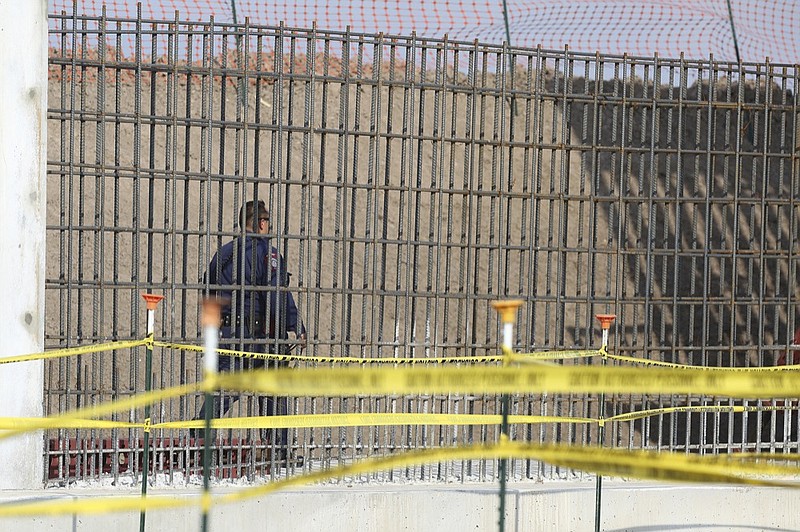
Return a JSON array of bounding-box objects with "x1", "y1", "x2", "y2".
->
[{"x1": 221, "y1": 314, "x2": 263, "y2": 330}]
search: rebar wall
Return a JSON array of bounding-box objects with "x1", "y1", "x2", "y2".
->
[{"x1": 45, "y1": 10, "x2": 800, "y2": 485}]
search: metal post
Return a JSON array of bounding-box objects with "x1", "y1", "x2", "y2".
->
[
  {"x1": 725, "y1": 0, "x2": 742, "y2": 64},
  {"x1": 500, "y1": 0, "x2": 517, "y2": 116},
  {"x1": 594, "y1": 313, "x2": 616, "y2": 532},
  {"x1": 491, "y1": 300, "x2": 524, "y2": 532},
  {"x1": 200, "y1": 298, "x2": 221, "y2": 532},
  {"x1": 139, "y1": 293, "x2": 164, "y2": 532}
]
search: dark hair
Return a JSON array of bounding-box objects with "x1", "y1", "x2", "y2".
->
[{"x1": 238, "y1": 200, "x2": 269, "y2": 232}]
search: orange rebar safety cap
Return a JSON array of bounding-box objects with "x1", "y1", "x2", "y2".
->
[
  {"x1": 595, "y1": 314, "x2": 616, "y2": 330},
  {"x1": 491, "y1": 299, "x2": 525, "y2": 323},
  {"x1": 141, "y1": 293, "x2": 165, "y2": 311}
]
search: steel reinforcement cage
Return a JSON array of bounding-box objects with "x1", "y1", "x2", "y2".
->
[{"x1": 45, "y1": 10, "x2": 800, "y2": 486}]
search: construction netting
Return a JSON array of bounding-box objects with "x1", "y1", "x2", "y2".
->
[{"x1": 49, "y1": 0, "x2": 800, "y2": 64}]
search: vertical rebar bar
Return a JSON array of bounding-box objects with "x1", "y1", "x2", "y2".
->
[
  {"x1": 139, "y1": 293, "x2": 164, "y2": 532},
  {"x1": 594, "y1": 314, "x2": 615, "y2": 532},
  {"x1": 200, "y1": 298, "x2": 221, "y2": 532},
  {"x1": 491, "y1": 299, "x2": 522, "y2": 532}
]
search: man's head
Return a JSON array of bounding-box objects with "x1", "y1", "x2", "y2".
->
[{"x1": 239, "y1": 199, "x2": 270, "y2": 234}]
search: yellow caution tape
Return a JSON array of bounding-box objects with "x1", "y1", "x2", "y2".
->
[
  {"x1": 512, "y1": 349, "x2": 601, "y2": 361},
  {"x1": 0, "y1": 418, "x2": 141, "y2": 430},
  {"x1": 0, "y1": 339, "x2": 149, "y2": 365},
  {"x1": 2, "y1": 442, "x2": 800, "y2": 518},
  {"x1": 8, "y1": 401, "x2": 797, "y2": 432},
  {"x1": 721, "y1": 453, "x2": 800, "y2": 464},
  {"x1": 154, "y1": 341, "x2": 601, "y2": 364},
  {"x1": 216, "y1": 364, "x2": 800, "y2": 399},
  {"x1": 0, "y1": 494, "x2": 185, "y2": 518},
  {"x1": 606, "y1": 404, "x2": 797, "y2": 424},
  {"x1": 154, "y1": 341, "x2": 508, "y2": 364},
  {"x1": 159, "y1": 341, "x2": 800, "y2": 371},
  {"x1": 6, "y1": 363, "x2": 797, "y2": 436},
  {"x1": 5, "y1": 401, "x2": 796, "y2": 432},
  {"x1": 604, "y1": 352, "x2": 800, "y2": 371},
  {"x1": 0, "y1": 413, "x2": 593, "y2": 432},
  {"x1": 520, "y1": 443, "x2": 800, "y2": 486},
  {"x1": 157, "y1": 413, "x2": 596, "y2": 430},
  {"x1": 4, "y1": 364, "x2": 800, "y2": 437},
  {"x1": 218, "y1": 443, "x2": 800, "y2": 509},
  {"x1": 0, "y1": 383, "x2": 199, "y2": 441},
  {"x1": 200, "y1": 492, "x2": 212, "y2": 514},
  {"x1": 154, "y1": 341, "x2": 271, "y2": 359},
  {"x1": 5, "y1": 336, "x2": 796, "y2": 374}
]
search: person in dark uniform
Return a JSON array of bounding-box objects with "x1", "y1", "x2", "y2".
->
[{"x1": 193, "y1": 199, "x2": 306, "y2": 465}]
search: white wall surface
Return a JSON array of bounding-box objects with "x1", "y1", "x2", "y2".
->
[
  {"x1": 0, "y1": 481, "x2": 797, "y2": 531},
  {"x1": 0, "y1": 0, "x2": 47, "y2": 488}
]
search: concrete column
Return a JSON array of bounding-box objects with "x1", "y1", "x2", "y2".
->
[{"x1": 0, "y1": 0, "x2": 48, "y2": 488}]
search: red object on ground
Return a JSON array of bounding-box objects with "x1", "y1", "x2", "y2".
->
[{"x1": 47, "y1": 437, "x2": 271, "y2": 480}]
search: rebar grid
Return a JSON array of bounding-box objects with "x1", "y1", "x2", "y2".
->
[{"x1": 45, "y1": 10, "x2": 800, "y2": 486}]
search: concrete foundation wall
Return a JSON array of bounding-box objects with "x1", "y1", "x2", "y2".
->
[
  {"x1": 0, "y1": 0, "x2": 47, "y2": 489},
  {"x1": 1, "y1": 481, "x2": 797, "y2": 532}
]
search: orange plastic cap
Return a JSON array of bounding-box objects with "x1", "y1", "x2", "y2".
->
[
  {"x1": 491, "y1": 299, "x2": 525, "y2": 323},
  {"x1": 201, "y1": 297, "x2": 223, "y2": 328},
  {"x1": 141, "y1": 293, "x2": 165, "y2": 310},
  {"x1": 595, "y1": 314, "x2": 617, "y2": 330}
]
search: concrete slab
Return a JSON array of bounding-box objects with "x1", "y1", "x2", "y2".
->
[{"x1": 0, "y1": 480, "x2": 797, "y2": 532}]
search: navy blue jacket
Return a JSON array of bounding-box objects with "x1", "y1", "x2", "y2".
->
[{"x1": 205, "y1": 235, "x2": 304, "y2": 339}]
